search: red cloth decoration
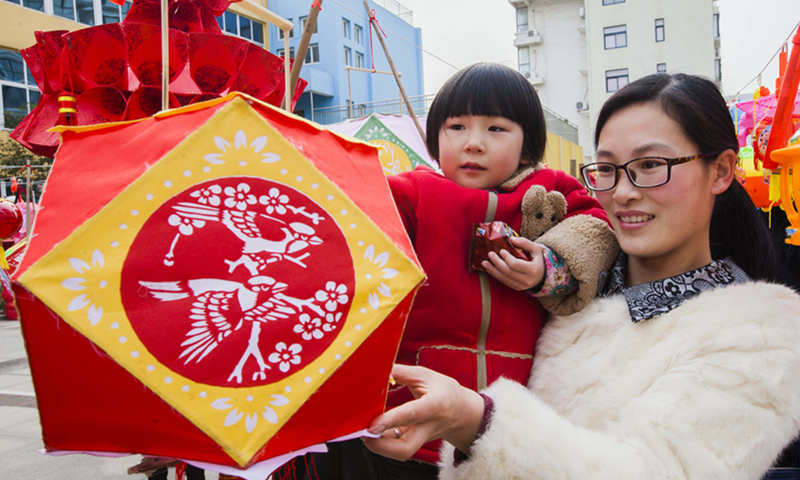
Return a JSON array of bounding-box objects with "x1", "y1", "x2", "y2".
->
[
  {"x1": 0, "y1": 201, "x2": 23, "y2": 240},
  {"x1": 11, "y1": 0, "x2": 308, "y2": 157},
  {"x1": 367, "y1": 9, "x2": 386, "y2": 72}
]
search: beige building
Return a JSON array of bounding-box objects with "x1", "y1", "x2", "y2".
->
[
  {"x1": 509, "y1": 0, "x2": 721, "y2": 160},
  {"x1": 0, "y1": 0, "x2": 269, "y2": 131}
]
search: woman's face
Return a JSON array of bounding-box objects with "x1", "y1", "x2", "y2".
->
[{"x1": 595, "y1": 102, "x2": 722, "y2": 267}]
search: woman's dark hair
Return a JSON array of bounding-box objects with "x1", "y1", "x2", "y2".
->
[
  {"x1": 594, "y1": 73, "x2": 780, "y2": 282},
  {"x1": 426, "y1": 63, "x2": 547, "y2": 165}
]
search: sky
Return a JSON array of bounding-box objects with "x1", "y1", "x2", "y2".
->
[{"x1": 392, "y1": 0, "x2": 800, "y2": 101}]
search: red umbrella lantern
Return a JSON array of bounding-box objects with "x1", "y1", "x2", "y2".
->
[{"x1": 12, "y1": 93, "x2": 424, "y2": 476}]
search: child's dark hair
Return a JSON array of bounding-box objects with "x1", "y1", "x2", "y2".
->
[
  {"x1": 426, "y1": 63, "x2": 547, "y2": 165},
  {"x1": 594, "y1": 73, "x2": 780, "y2": 282}
]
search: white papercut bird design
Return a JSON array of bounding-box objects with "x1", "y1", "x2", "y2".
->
[
  {"x1": 139, "y1": 276, "x2": 326, "y2": 383},
  {"x1": 166, "y1": 202, "x2": 323, "y2": 275}
]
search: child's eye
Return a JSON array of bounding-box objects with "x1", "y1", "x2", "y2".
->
[
  {"x1": 488, "y1": 126, "x2": 506, "y2": 132},
  {"x1": 448, "y1": 124, "x2": 465, "y2": 131}
]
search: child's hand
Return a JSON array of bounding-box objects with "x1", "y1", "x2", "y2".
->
[{"x1": 481, "y1": 237, "x2": 545, "y2": 291}]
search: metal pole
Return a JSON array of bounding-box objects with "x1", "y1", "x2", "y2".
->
[
  {"x1": 25, "y1": 166, "x2": 31, "y2": 244},
  {"x1": 310, "y1": 91, "x2": 315, "y2": 122},
  {"x1": 363, "y1": 1, "x2": 425, "y2": 143},
  {"x1": 347, "y1": 67, "x2": 353, "y2": 119}
]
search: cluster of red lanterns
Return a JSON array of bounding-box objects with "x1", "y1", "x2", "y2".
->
[{"x1": 11, "y1": 0, "x2": 307, "y2": 157}]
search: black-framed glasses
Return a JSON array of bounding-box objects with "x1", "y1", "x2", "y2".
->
[{"x1": 579, "y1": 153, "x2": 719, "y2": 192}]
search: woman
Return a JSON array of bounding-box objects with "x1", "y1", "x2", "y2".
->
[{"x1": 363, "y1": 73, "x2": 800, "y2": 479}]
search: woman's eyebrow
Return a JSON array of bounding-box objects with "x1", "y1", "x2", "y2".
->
[{"x1": 630, "y1": 142, "x2": 675, "y2": 157}]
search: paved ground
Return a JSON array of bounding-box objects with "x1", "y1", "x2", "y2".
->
[{"x1": 0, "y1": 319, "x2": 222, "y2": 480}]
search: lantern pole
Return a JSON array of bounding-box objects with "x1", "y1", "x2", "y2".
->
[
  {"x1": 362, "y1": 1, "x2": 425, "y2": 144},
  {"x1": 290, "y1": 0, "x2": 324, "y2": 99},
  {"x1": 161, "y1": 0, "x2": 169, "y2": 112},
  {"x1": 25, "y1": 165, "x2": 31, "y2": 244}
]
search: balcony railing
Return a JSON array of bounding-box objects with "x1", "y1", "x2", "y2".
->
[
  {"x1": 312, "y1": 94, "x2": 434, "y2": 125},
  {"x1": 312, "y1": 94, "x2": 580, "y2": 145},
  {"x1": 371, "y1": 0, "x2": 413, "y2": 25}
]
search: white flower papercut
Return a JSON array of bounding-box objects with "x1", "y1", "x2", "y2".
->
[
  {"x1": 322, "y1": 312, "x2": 342, "y2": 332},
  {"x1": 210, "y1": 394, "x2": 291, "y2": 433},
  {"x1": 364, "y1": 244, "x2": 398, "y2": 310},
  {"x1": 315, "y1": 282, "x2": 349, "y2": 312},
  {"x1": 61, "y1": 249, "x2": 105, "y2": 325},
  {"x1": 258, "y1": 187, "x2": 290, "y2": 215},
  {"x1": 293, "y1": 313, "x2": 324, "y2": 340},
  {"x1": 204, "y1": 130, "x2": 280, "y2": 165},
  {"x1": 224, "y1": 183, "x2": 257, "y2": 211},
  {"x1": 168, "y1": 213, "x2": 205, "y2": 236},
  {"x1": 190, "y1": 185, "x2": 222, "y2": 206},
  {"x1": 367, "y1": 126, "x2": 388, "y2": 140},
  {"x1": 268, "y1": 342, "x2": 302, "y2": 373}
]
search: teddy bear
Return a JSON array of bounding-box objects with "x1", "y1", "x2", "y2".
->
[{"x1": 520, "y1": 184, "x2": 567, "y2": 241}]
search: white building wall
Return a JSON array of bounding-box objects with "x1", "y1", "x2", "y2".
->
[{"x1": 511, "y1": 0, "x2": 717, "y2": 160}]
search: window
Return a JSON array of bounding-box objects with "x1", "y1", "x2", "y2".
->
[
  {"x1": 4, "y1": 0, "x2": 44, "y2": 13},
  {"x1": 606, "y1": 68, "x2": 629, "y2": 93},
  {"x1": 518, "y1": 46, "x2": 530, "y2": 73},
  {"x1": 655, "y1": 18, "x2": 665, "y2": 42},
  {"x1": 305, "y1": 44, "x2": 320, "y2": 65},
  {"x1": 277, "y1": 47, "x2": 295, "y2": 59},
  {"x1": 300, "y1": 16, "x2": 318, "y2": 34},
  {"x1": 355, "y1": 52, "x2": 364, "y2": 68},
  {"x1": 342, "y1": 18, "x2": 350, "y2": 39},
  {"x1": 713, "y1": 13, "x2": 720, "y2": 38},
  {"x1": 715, "y1": 59, "x2": 722, "y2": 84},
  {"x1": 52, "y1": 0, "x2": 96, "y2": 25},
  {"x1": 657, "y1": 63, "x2": 666, "y2": 73},
  {"x1": 354, "y1": 25, "x2": 363, "y2": 44},
  {"x1": 0, "y1": 48, "x2": 40, "y2": 130},
  {"x1": 218, "y1": 11, "x2": 265, "y2": 45},
  {"x1": 604, "y1": 25, "x2": 627, "y2": 49},
  {"x1": 278, "y1": 18, "x2": 294, "y2": 39},
  {"x1": 603, "y1": 0, "x2": 624, "y2": 5},
  {"x1": 343, "y1": 46, "x2": 351, "y2": 66},
  {"x1": 516, "y1": 7, "x2": 528, "y2": 33},
  {"x1": 101, "y1": 0, "x2": 130, "y2": 24}
]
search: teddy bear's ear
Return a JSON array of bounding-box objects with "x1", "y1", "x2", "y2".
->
[
  {"x1": 521, "y1": 185, "x2": 546, "y2": 214},
  {"x1": 547, "y1": 191, "x2": 568, "y2": 221}
]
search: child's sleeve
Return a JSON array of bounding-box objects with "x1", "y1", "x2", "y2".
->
[
  {"x1": 386, "y1": 172, "x2": 420, "y2": 243},
  {"x1": 527, "y1": 245, "x2": 579, "y2": 297},
  {"x1": 533, "y1": 172, "x2": 619, "y2": 316}
]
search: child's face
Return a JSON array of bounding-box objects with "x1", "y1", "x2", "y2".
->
[{"x1": 438, "y1": 115, "x2": 530, "y2": 190}]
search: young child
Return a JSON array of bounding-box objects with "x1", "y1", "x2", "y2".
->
[{"x1": 310, "y1": 63, "x2": 618, "y2": 480}]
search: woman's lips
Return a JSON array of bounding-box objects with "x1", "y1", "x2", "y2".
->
[{"x1": 617, "y1": 214, "x2": 655, "y2": 230}]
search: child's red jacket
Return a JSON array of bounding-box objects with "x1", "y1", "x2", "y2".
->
[{"x1": 387, "y1": 165, "x2": 617, "y2": 464}]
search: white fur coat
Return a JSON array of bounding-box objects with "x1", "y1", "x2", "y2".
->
[{"x1": 440, "y1": 282, "x2": 800, "y2": 480}]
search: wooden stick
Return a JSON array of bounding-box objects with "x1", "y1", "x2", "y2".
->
[
  {"x1": 283, "y1": 34, "x2": 290, "y2": 110},
  {"x1": 238, "y1": 0, "x2": 292, "y2": 30},
  {"x1": 290, "y1": 0, "x2": 323, "y2": 97},
  {"x1": 161, "y1": 0, "x2": 169, "y2": 112},
  {"x1": 362, "y1": 1, "x2": 426, "y2": 143}
]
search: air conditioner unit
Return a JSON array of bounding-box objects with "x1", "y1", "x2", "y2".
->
[
  {"x1": 528, "y1": 29, "x2": 538, "y2": 37},
  {"x1": 525, "y1": 72, "x2": 531, "y2": 78},
  {"x1": 579, "y1": 7, "x2": 585, "y2": 19},
  {"x1": 576, "y1": 101, "x2": 588, "y2": 111}
]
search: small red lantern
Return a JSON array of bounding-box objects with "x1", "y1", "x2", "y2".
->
[
  {"x1": 0, "y1": 199, "x2": 23, "y2": 241},
  {"x1": 0, "y1": 199, "x2": 23, "y2": 270}
]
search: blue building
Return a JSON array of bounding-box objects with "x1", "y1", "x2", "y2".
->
[{"x1": 266, "y1": 0, "x2": 424, "y2": 124}]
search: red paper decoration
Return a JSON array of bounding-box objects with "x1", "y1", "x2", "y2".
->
[{"x1": 11, "y1": 0, "x2": 307, "y2": 157}]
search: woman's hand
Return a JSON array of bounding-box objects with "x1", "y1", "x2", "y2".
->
[
  {"x1": 362, "y1": 364, "x2": 485, "y2": 461},
  {"x1": 482, "y1": 237, "x2": 546, "y2": 291}
]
